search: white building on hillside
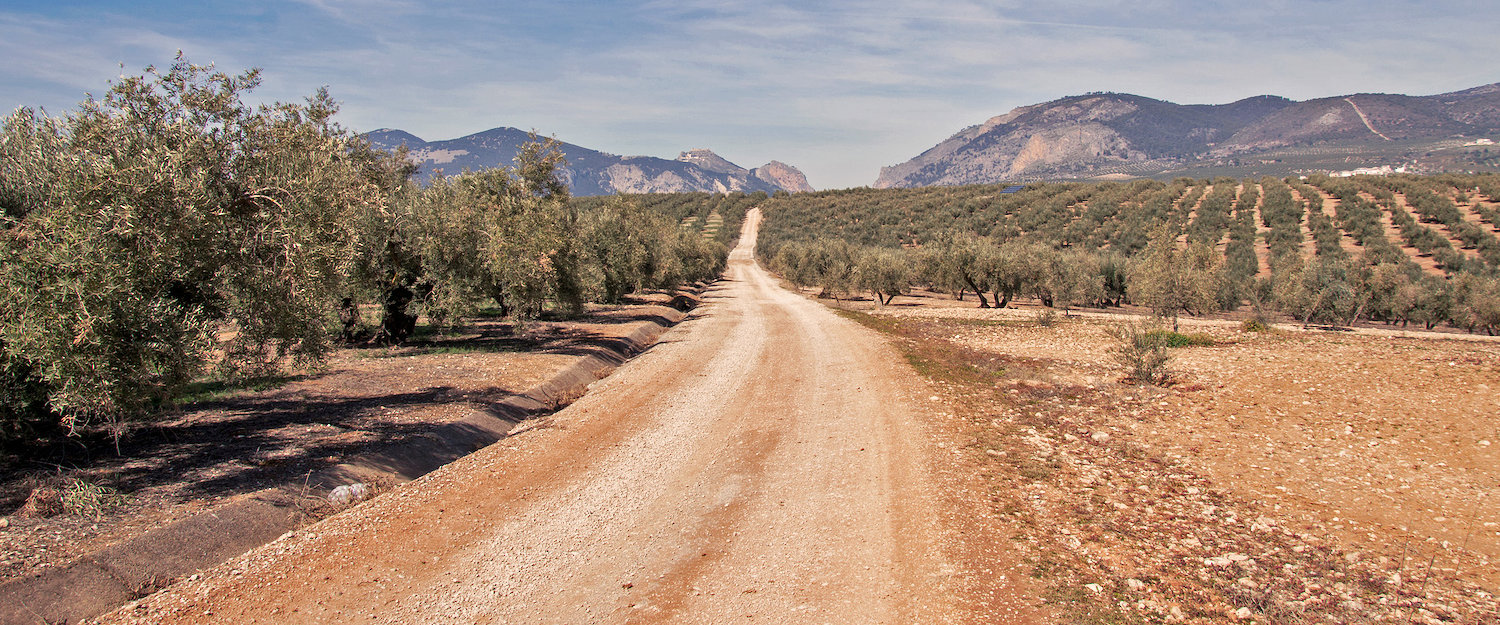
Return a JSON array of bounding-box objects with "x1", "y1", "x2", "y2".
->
[{"x1": 1329, "y1": 165, "x2": 1406, "y2": 177}]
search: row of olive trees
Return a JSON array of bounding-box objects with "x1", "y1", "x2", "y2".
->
[
  {"x1": 343, "y1": 147, "x2": 725, "y2": 343},
  {"x1": 767, "y1": 239, "x2": 912, "y2": 305},
  {"x1": 1271, "y1": 254, "x2": 1500, "y2": 332},
  {"x1": 0, "y1": 59, "x2": 728, "y2": 449},
  {"x1": 915, "y1": 233, "x2": 1131, "y2": 313},
  {"x1": 765, "y1": 222, "x2": 1500, "y2": 335},
  {"x1": 1087, "y1": 228, "x2": 1499, "y2": 333},
  {"x1": 764, "y1": 234, "x2": 1136, "y2": 315}
]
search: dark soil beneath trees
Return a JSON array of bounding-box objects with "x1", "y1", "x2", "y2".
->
[{"x1": 0, "y1": 296, "x2": 683, "y2": 584}]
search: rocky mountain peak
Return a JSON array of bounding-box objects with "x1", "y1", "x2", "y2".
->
[
  {"x1": 676, "y1": 149, "x2": 748, "y2": 175},
  {"x1": 363, "y1": 129, "x2": 812, "y2": 195},
  {"x1": 750, "y1": 161, "x2": 815, "y2": 193},
  {"x1": 874, "y1": 83, "x2": 1500, "y2": 188}
]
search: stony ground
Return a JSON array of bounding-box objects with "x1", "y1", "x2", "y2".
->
[
  {"x1": 842, "y1": 293, "x2": 1499, "y2": 624},
  {"x1": 0, "y1": 300, "x2": 681, "y2": 585}
]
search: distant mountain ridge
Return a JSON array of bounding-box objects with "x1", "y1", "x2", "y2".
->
[
  {"x1": 363, "y1": 127, "x2": 813, "y2": 196},
  {"x1": 875, "y1": 83, "x2": 1500, "y2": 188}
]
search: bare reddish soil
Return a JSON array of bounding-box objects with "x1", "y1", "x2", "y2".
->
[
  {"x1": 1456, "y1": 200, "x2": 1499, "y2": 234},
  {"x1": 1394, "y1": 192, "x2": 1486, "y2": 265},
  {"x1": 1304, "y1": 186, "x2": 1364, "y2": 257},
  {"x1": 1365, "y1": 190, "x2": 1447, "y2": 275},
  {"x1": 845, "y1": 292, "x2": 1499, "y2": 623}
]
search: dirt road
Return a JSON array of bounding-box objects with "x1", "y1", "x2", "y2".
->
[{"x1": 104, "y1": 209, "x2": 959, "y2": 624}]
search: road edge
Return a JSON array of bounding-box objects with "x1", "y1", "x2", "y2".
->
[{"x1": 0, "y1": 289, "x2": 704, "y2": 625}]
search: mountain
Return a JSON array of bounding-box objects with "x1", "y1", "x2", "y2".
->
[
  {"x1": 363, "y1": 128, "x2": 813, "y2": 195},
  {"x1": 875, "y1": 83, "x2": 1500, "y2": 187}
]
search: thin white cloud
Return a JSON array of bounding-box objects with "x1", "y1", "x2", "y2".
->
[
  {"x1": 0, "y1": 14, "x2": 214, "y2": 110},
  {"x1": 288, "y1": 0, "x2": 421, "y2": 24}
]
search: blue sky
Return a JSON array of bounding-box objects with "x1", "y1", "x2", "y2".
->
[{"x1": 2, "y1": 1, "x2": 1495, "y2": 189}]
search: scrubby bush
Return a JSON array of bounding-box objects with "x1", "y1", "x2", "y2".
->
[
  {"x1": 1109, "y1": 320, "x2": 1173, "y2": 385},
  {"x1": 1141, "y1": 329, "x2": 1216, "y2": 347}
]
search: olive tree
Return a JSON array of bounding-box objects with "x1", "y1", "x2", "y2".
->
[
  {"x1": 1127, "y1": 225, "x2": 1223, "y2": 331},
  {"x1": 1041, "y1": 249, "x2": 1106, "y2": 314},
  {"x1": 579, "y1": 196, "x2": 678, "y2": 303},
  {"x1": 1453, "y1": 273, "x2": 1500, "y2": 335},
  {"x1": 984, "y1": 241, "x2": 1035, "y2": 309},
  {"x1": 771, "y1": 239, "x2": 858, "y2": 299},
  {"x1": 665, "y1": 231, "x2": 729, "y2": 286},
  {"x1": 0, "y1": 57, "x2": 388, "y2": 438},
  {"x1": 1275, "y1": 255, "x2": 1357, "y2": 326},
  {"x1": 919, "y1": 232, "x2": 994, "y2": 306},
  {"x1": 346, "y1": 137, "x2": 582, "y2": 338},
  {"x1": 855, "y1": 248, "x2": 911, "y2": 305}
]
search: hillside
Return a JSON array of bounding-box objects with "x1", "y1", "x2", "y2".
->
[
  {"x1": 364, "y1": 128, "x2": 813, "y2": 195},
  {"x1": 758, "y1": 172, "x2": 1500, "y2": 332},
  {"x1": 876, "y1": 84, "x2": 1500, "y2": 188}
]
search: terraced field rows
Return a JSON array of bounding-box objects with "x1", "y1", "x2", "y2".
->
[{"x1": 758, "y1": 173, "x2": 1500, "y2": 332}]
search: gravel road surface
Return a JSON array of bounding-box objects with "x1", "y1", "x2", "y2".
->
[{"x1": 104, "y1": 208, "x2": 958, "y2": 624}]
